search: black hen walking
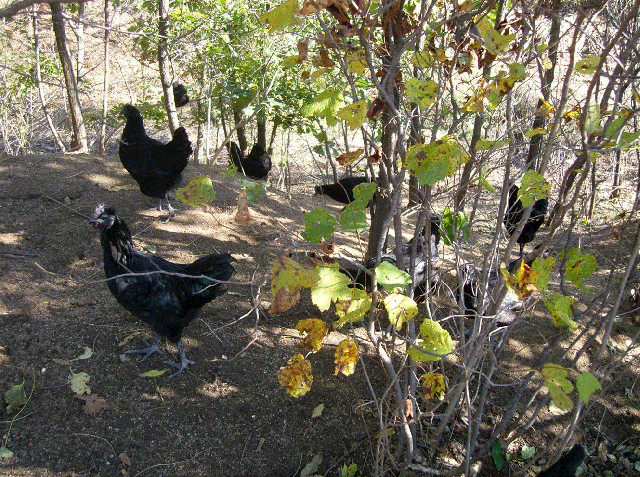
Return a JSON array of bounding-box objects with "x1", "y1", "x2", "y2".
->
[
  {"x1": 89, "y1": 204, "x2": 234, "y2": 376},
  {"x1": 536, "y1": 444, "x2": 587, "y2": 477},
  {"x1": 228, "y1": 141, "x2": 272, "y2": 180},
  {"x1": 118, "y1": 104, "x2": 192, "y2": 222},
  {"x1": 503, "y1": 183, "x2": 548, "y2": 257},
  {"x1": 315, "y1": 176, "x2": 373, "y2": 205}
]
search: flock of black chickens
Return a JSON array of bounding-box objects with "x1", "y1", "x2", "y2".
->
[{"x1": 86, "y1": 97, "x2": 586, "y2": 474}]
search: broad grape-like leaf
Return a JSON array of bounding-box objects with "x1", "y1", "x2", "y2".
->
[
  {"x1": 563, "y1": 247, "x2": 596, "y2": 290},
  {"x1": 69, "y1": 371, "x2": 91, "y2": 396},
  {"x1": 4, "y1": 381, "x2": 26, "y2": 413},
  {"x1": 295, "y1": 318, "x2": 328, "y2": 352},
  {"x1": 545, "y1": 293, "x2": 577, "y2": 330},
  {"x1": 406, "y1": 78, "x2": 439, "y2": 109},
  {"x1": 337, "y1": 100, "x2": 367, "y2": 130},
  {"x1": 421, "y1": 373, "x2": 445, "y2": 400},
  {"x1": 374, "y1": 261, "x2": 411, "y2": 292},
  {"x1": 576, "y1": 54, "x2": 600, "y2": 74},
  {"x1": 576, "y1": 371, "x2": 602, "y2": 403},
  {"x1": 283, "y1": 54, "x2": 300, "y2": 68},
  {"x1": 176, "y1": 175, "x2": 217, "y2": 206},
  {"x1": 584, "y1": 103, "x2": 600, "y2": 135},
  {"x1": 259, "y1": 0, "x2": 299, "y2": 32},
  {"x1": 531, "y1": 256, "x2": 556, "y2": 291},
  {"x1": 542, "y1": 363, "x2": 574, "y2": 411},
  {"x1": 334, "y1": 339, "x2": 358, "y2": 376},
  {"x1": 492, "y1": 442, "x2": 504, "y2": 471},
  {"x1": 312, "y1": 48, "x2": 335, "y2": 68},
  {"x1": 339, "y1": 205, "x2": 368, "y2": 233},
  {"x1": 336, "y1": 148, "x2": 363, "y2": 166},
  {"x1": 310, "y1": 263, "x2": 352, "y2": 312},
  {"x1": 440, "y1": 207, "x2": 470, "y2": 246},
  {"x1": 270, "y1": 286, "x2": 301, "y2": 313},
  {"x1": 277, "y1": 353, "x2": 313, "y2": 397},
  {"x1": 405, "y1": 137, "x2": 469, "y2": 186},
  {"x1": 351, "y1": 182, "x2": 376, "y2": 209},
  {"x1": 475, "y1": 138, "x2": 510, "y2": 151},
  {"x1": 270, "y1": 256, "x2": 319, "y2": 312},
  {"x1": 303, "y1": 209, "x2": 336, "y2": 243},
  {"x1": 384, "y1": 293, "x2": 418, "y2": 330},
  {"x1": 76, "y1": 393, "x2": 108, "y2": 415},
  {"x1": 524, "y1": 128, "x2": 547, "y2": 137},
  {"x1": 0, "y1": 446, "x2": 13, "y2": 460},
  {"x1": 410, "y1": 51, "x2": 433, "y2": 68},
  {"x1": 334, "y1": 287, "x2": 371, "y2": 328},
  {"x1": 408, "y1": 318, "x2": 454, "y2": 362},
  {"x1": 346, "y1": 49, "x2": 366, "y2": 75},
  {"x1": 500, "y1": 261, "x2": 537, "y2": 300},
  {"x1": 521, "y1": 445, "x2": 536, "y2": 460},
  {"x1": 494, "y1": 63, "x2": 526, "y2": 97},
  {"x1": 483, "y1": 27, "x2": 516, "y2": 55},
  {"x1": 301, "y1": 87, "x2": 344, "y2": 125},
  {"x1": 223, "y1": 163, "x2": 238, "y2": 177},
  {"x1": 519, "y1": 170, "x2": 549, "y2": 207}
]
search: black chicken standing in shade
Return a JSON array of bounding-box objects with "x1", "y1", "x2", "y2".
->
[
  {"x1": 503, "y1": 183, "x2": 549, "y2": 257},
  {"x1": 89, "y1": 204, "x2": 234, "y2": 376},
  {"x1": 118, "y1": 104, "x2": 192, "y2": 222},
  {"x1": 536, "y1": 444, "x2": 587, "y2": 477},
  {"x1": 228, "y1": 141, "x2": 272, "y2": 180},
  {"x1": 315, "y1": 176, "x2": 373, "y2": 205}
]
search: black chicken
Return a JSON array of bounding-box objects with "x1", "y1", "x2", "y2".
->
[
  {"x1": 536, "y1": 444, "x2": 587, "y2": 477},
  {"x1": 172, "y1": 83, "x2": 189, "y2": 108},
  {"x1": 315, "y1": 176, "x2": 373, "y2": 205},
  {"x1": 89, "y1": 204, "x2": 234, "y2": 376},
  {"x1": 119, "y1": 104, "x2": 192, "y2": 222},
  {"x1": 503, "y1": 183, "x2": 549, "y2": 257},
  {"x1": 228, "y1": 141, "x2": 272, "y2": 180}
]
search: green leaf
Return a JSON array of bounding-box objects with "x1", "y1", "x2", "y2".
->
[
  {"x1": 4, "y1": 381, "x2": 27, "y2": 413},
  {"x1": 337, "y1": 100, "x2": 367, "y2": 130},
  {"x1": 492, "y1": 442, "x2": 504, "y2": 470},
  {"x1": 351, "y1": 182, "x2": 377, "y2": 209},
  {"x1": 311, "y1": 403, "x2": 324, "y2": 418},
  {"x1": 375, "y1": 261, "x2": 412, "y2": 292},
  {"x1": 519, "y1": 171, "x2": 550, "y2": 207},
  {"x1": 542, "y1": 363, "x2": 574, "y2": 410},
  {"x1": 476, "y1": 138, "x2": 510, "y2": 151},
  {"x1": 545, "y1": 293, "x2": 577, "y2": 330},
  {"x1": 311, "y1": 263, "x2": 352, "y2": 312},
  {"x1": 346, "y1": 50, "x2": 366, "y2": 75},
  {"x1": 576, "y1": 371, "x2": 602, "y2": 403},
  {"x1": 72, "y1": 346, "x2": 93, "y2": 361},
  {"x1": 531, "y1": 256, "x2": 556, "y2": 291},
  {"x1": 339, "y1": 205, "x2": 368, "y2": 233},
  {"x1": 521, "y1": 445, "x2": 536, "y2": 460},
  {"x1": 384, "y1": 293, "x2": 418, "y2": 330},
  {"x1": 584, "y1": 103, "x2": 600, "y2": 135},
  {"x1": 409, "y1": 51, "x2": 433, "y2": 68},
  {"x1": 406, "y1": 78, "x2": 439, "y2": 109},
  {"x1": 334, "y1": 288, "x2": 371, "y2": 328},
  {"x1": 564, "y1": 247, "x2": 596, "y2": 290},
  {"x1": 176, "y1": 175, "x2": 217, "y2": 206},
  {"x1": 304, "y1": 209, "x2": 337, "y2": 243},
  {"x1": 300, "y1": 454, "x2": 322, "y2": 477},
  {"x1": 139, "y1": 369, "x2": 169, "y2": 377},
  {"x1": 408, "y1": 318, "x2": 454, "y2": 362},
  {"x1": 69, "y1": 371, "x2": 91, "y2": 396},
  {"x1": 0, "y1": 446, "x2": 13, "y2": 460},
  {"x1": 440, "y1": 207, "x2": 470, "y2": 245},
  {"x1": 301, "y1": 87, "x2": 344, "y2": 125},
  {"x1": 259, "y1": 0, "x2": 299, "y2": 32},
  {"x1": 245, "y1": 181, "x2": 268, "y2": 201},
  {"x1": 223, "y1": 163, "x2": 238, "y2": 177},
  {"x1": 483, "y1": 27, "x2": 516, "y2": 55},
  {"x1": 576, "y1": 54, "x2": 600, "y2": 74},
  {"x1": 406, "y1": 137, "x2": 469, "y2": 186},
  {"x1": 547, "y1": 382, "x2": 574, "y2": 411},
  {"x1": 524, "y1": 128, "x2": 547, "y2": 138}
]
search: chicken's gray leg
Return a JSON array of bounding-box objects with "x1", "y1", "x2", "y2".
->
[
  {"x1": 162, "y1": 195, "x2": 176, "y2": 223},
  {"x1": 126, "y1": 334, "x2": 162, "y2": 362},
  {"x1": 165, "y1": 339, "x2": 194, "y2": 377}
]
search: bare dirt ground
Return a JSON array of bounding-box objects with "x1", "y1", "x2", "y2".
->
[{"x1": 0, "y1": 152, "x2": 639, "y2": 477}]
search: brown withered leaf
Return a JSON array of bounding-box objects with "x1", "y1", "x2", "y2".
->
[
  {"x1": 119, "y1": 453, "x2": 131, "y2": 466},
  {"x1": 300, "y1": 0, "x2": 331, "y2": 14},
  {"x1": 75, "y1": 394, "x2": 108, "y2": 415},
  {"x1": 382, "y1": 1, "x2": 402, "y2": 28},
  {"x1": 234, "y1": 190, "x2": 252, "y2": 226},
  {"x1": 327, "y1": 2, "x2": 351, "y2": 26},
  {"x1": 366, "y1": 99, "x2": 385, "y2": 121},
  {"x1": 321, "y1": 241, "x2": 337, "y2": 255},
  {"x1": 612, "y1": 227, "x2": 621, "y2": 240},
  {"x1": 269, "y1": 286, "x2": 301, "y2": 313},
  {"x1": 404, "y1": 398, "x2": 415, "y2": 424},
  {"x1": 368, "y1": 149, "x2": 381, "y2": 163},
  {"x1": 297, "y1": 41, "x2": 309, "y2": 61},
  {"x1": 336, "y1": 148, "x2": 364, "y2": 166},
  {"x1": 312, "y1": 48, "x2": 335, "y2": 68}
]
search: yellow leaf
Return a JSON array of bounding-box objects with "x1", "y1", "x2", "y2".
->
[
  {"x1": 483, "y1": 27, "x2": 516, "y2": 55},
  {"x1": 334, "y1": 287, "x2": 372, "y2": 328},
  {"x1": 334, "y1": 339, "x2": 358, "y2": 376},
  {"x1": 106, "y1": 184, "x2": 137, "y2": 192},
  {"x1": 347, "y1": 49, "x2": 366, "y2": 75},
  {"x1": 384, "y1": 293, "x2": 418, "y2": 331},
  {"x1": 295, "y1": 318, "x2": 328, "y2": 352},
  {"x1": 139, "y1": 369, "x2": 169, "y2": 377},
  {"x1": 337, "y1": 100, "x2": 367, "y2": 130},
  {"x1": 409, "y1": 51, "x2": 433, "y2": 68},
  {"x1": 336, "y1": 148, "x2": 364, "y2": 166},
  {"x1": 277, "y1": 353, "x2": 313, "y2": 397},
  {"x1": 69, "y1": 371, "x2": 91, "y2": 396},
  {"x1": 259, "y1": 0, "x2": 299, "y2": 32},
  {"x1": 422, "y1": 373, "x2": 446, "y2": 400},
  {"x1": 525, "y1": 128, "x2": 547, "y2": 138}
]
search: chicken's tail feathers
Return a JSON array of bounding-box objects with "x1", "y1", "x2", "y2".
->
[
  {"x1": 229, "y1": 141, "x2": 243, "y2": 168},
  {"x1": 167, "y1": 127, "x2": 193, "y2": 161},
  {"x1": 186, "y1": 253, "x2": 235, "y2": 307}
]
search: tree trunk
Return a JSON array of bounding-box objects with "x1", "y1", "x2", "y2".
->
[
  {"x1": 257, "y1": 119, "x2": 266, "y2": 150},
  {"x1": 233, "y1": 108, "x2": 248, "y2": 152},
  {"x1": 157, "y1": 0, "x2": 179, "y2": 133},
  {"x1": 610, "y1": 149, "x2": 621, "y2": 198},
  {"x1": 73, "y1": 1, "x2": 85, "y2": 80},
  {"x1": 33, "y1": 5, "x2": 65, "y2": 152},
  {"x1": 98, "y1": 0, "x2": 110, "y2": 156},
  {"x1": 50, "y1": 2, "x2": 87, "y2": 152}
]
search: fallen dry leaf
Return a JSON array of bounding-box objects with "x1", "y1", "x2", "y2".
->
[
  {"x1": 119, "y1": 452, "x2": 131, "y2": 466},
  {"x1": 75, "y1": 393, "x2": 108, "y2": 415}
]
